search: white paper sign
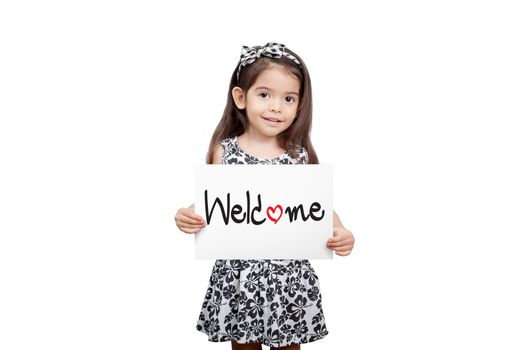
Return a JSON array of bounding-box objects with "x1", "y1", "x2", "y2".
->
[{"x1": 194, "y1": 164, "x2": 333, "y2": 259}]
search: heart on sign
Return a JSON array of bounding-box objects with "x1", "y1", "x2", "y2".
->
[{"x1": 266, "y1": 205, "x2": 283, "y2": 224}]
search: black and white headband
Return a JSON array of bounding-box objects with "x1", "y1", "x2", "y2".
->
[{"x1": 236, "y1": 42, "x2": 301, "y2": 83}]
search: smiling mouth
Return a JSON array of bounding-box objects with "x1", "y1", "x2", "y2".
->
[{"x1": 262, "y1": 117, "x2": 282, "y2": 123}]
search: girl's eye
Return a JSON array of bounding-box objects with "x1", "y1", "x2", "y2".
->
[{"x1": 258, "y1": 92, "x2": 296, "y2": 103}]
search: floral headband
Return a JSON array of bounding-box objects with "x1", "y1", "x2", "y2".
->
[{"x1": 236, "y1": 42, "x2": 302, "y2": 83}]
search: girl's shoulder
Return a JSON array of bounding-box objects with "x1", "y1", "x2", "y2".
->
[
  {"x1": 213, "y1": 137, "x2": 238, "y2": 164},
  {"x1": 215, "y1": 137, "x2": 238, "y2": 164},
  {"x1": 218, "y1": 137, "x2": 235, "y2": 147},
  {"x1": 289, "y1": 143, "x2": 309, "y2": 164},
  {"x1": 217, "y1": 137, "x2": 236, "y2": 155}
]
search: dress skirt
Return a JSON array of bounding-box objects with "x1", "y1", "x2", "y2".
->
[{"x1": 196, "y1": 259, "x2": 328, "y2": 347}]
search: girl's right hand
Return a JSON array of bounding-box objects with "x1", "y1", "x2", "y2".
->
[{"x1": 175, "y1": 204, "x2": 206, "y2": 234}]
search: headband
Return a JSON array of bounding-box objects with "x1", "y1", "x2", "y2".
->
[{"x1": 236, "y1": 42, "x2": 302, "y2": 84}]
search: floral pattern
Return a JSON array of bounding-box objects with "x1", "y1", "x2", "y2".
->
[
  {"x1": 195, "y1": 138, "x2": 328, "y2": 347},
  {"x1": 219, "y1": 136, "x2": 309, "y2": 165},
  {"x1": 196, "y1": 259, "x2": 328, "y2": 347}
]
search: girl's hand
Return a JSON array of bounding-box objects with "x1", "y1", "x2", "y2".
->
[
  {"x1": 327, "y1": 227, "x2": 355, "y2": 256},
  {"x1": 174, "y1": 204, "x2": 206, "y2": 234}
]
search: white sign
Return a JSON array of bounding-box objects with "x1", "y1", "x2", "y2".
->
[{"x1": 194, "y1": 164, "x2": 333, "y2": 259}]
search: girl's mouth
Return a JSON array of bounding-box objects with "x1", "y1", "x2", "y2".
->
[{"x1": 262, "y1": 117, "x2": 282, "y2": 123}]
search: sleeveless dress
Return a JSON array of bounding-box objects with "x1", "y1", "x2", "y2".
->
[{"x1": 195, "y1": 136, "x2": 329, "y2": 347}]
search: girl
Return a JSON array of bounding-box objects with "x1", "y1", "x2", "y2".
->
[{"x1": 175, "y1": 42, "x2": 355, "y2": 350}]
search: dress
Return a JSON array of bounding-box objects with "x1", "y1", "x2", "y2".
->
[{"x1": 195, "y1": 136, "x2": 329, "y2": 347}]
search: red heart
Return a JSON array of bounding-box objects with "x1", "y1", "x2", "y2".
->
[{"x1": 266, "y1": 205, "x2": 283, "y2": 224}]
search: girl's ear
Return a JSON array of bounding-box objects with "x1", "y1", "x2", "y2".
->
[{"x1": 232, "y1": 87, "x2": 246, "y2": 110}]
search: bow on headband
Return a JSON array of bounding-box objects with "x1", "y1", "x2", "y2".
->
[{"x1": 236, "y1": 42, "x2": 301, "y2": 83}]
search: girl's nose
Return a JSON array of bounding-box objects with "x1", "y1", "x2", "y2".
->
[{"x1": 271, "y1": 100, "x2": 282, "y2": 113}]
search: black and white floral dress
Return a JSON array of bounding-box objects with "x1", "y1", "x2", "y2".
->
[{"x1": 196, "y1": 136, "x2": 329, "y2": 347}]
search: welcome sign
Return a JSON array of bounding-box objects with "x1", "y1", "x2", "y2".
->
[{"x1": 194, "y1": 165, "x2": 333, "y2": 259}]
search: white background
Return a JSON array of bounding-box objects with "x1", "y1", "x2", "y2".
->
[{"x1": 1, "y1": 0, "x2": 524, "y2": 349}]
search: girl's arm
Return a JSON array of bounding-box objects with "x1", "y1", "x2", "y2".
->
[{"x1": 327, "y1": 210, "x2": 355, "y2": 256}]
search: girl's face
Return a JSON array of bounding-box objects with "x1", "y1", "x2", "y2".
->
[{"x1": 232, "y1": 66, "x2": 300, "y2": 139}]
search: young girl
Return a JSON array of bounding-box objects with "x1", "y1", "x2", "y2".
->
[{"x1": 175, "y1": 42, "x2": 355, "y2": 350}]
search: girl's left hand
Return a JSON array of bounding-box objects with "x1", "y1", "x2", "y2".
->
[{"x1": 327, "y1": 227, "x2": 355, "y2": 256}]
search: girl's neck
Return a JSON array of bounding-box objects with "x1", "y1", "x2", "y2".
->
[
  {"x1": 238, "y1": 130, "x2": 279, "y2": 148},
  {"x1": 237, "y1": 130, "x2": 285, "y2": 160}
]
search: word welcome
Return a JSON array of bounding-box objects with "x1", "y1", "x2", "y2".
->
[{"x1": 204, "y1": 190, "x2": 325, "y2": 225}]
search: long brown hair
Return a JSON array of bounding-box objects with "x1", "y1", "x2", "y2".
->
[{"x1": 205, "y1": 45, "x2": 319, "y2": 164}]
